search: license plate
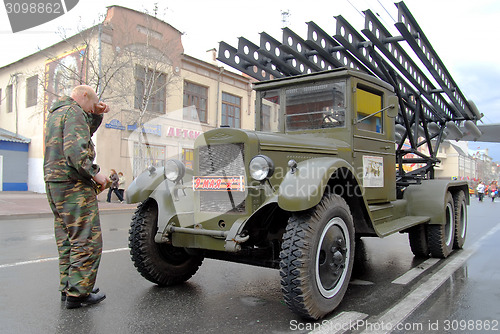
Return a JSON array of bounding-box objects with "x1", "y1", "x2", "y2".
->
[{"x1": 193, "y1": 176, "x2": 245, "y2": 192}]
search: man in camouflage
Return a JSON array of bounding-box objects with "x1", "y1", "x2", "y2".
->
[{"x1": 44, "y1": 85, "x2": 109, "y2": 309}]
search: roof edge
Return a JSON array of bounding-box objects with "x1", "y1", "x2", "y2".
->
[{"x1": 0, "y1": 128, "x2": 31, "y2": 144}]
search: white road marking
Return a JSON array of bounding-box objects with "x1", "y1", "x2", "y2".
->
[
  {"x1": 359, "y1": 248, "x2": 475, "y2": 334},
  {"x1": 350, "y1": 279, "x2": 375, "y2": 286},
  {"x1": 311, "y1": 222, "x2": 500, "y2": 334},
  {"x1": 0, "y1": 247, "x2": 129, "y2": 269},
  {"x1": 391, "y1": 258, "x2": 440, "y2": 285},
  {"x1": 359, "y1": 222, "x2": 500, "y2": 334},
  {"x1": 0, "y1": 256, "x2": 59, "y2": 269},
  {"x1": 3, "y1": 223, "x2": 500, "y2": 333},
  {"x1": 309, "y1": 311, "x2": 368, "y2": 334},
  {"x1": 476, "y1": 222, "x2": 500, "y2": 244}
]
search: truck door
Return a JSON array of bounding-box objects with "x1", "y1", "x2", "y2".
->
[{"x1": 352, "y1": 84, "x2": 396, "y2": 204}]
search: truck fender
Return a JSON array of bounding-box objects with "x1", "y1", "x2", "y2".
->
[
  {"x1": 277, "y1": 157, "x2": 360, "y2": 212},
  {"x1": 126, "y1": 168, "x2": 196, "y2": 242},
  {"x1": 149, "y1": 179, "x2": 196, "y2": 242},
  {"x1": 125, "y1": 167, "x2": 166, "y2": 204},
  {"x1": 403, "y1": 179, "x2": 469, "y2": 225}
]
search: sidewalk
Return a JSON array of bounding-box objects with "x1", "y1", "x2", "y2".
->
[{"x1": 0, "y1": 191, "x2": 138, "y2": 220}]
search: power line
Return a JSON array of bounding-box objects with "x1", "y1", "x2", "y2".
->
[
  {"x1": 345, "y1": 0, "x2": 364, "y2": 18},
  {"x1": 377, "y1": 0, "x2": 396, "y2": 23}
]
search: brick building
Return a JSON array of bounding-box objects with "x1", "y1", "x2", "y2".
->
[{"x1": 0, "y1": 6, "x2": 254, "y2": 193}]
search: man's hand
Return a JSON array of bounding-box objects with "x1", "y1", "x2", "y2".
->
[
  {"x1": 93, "y1": 102, "x2": 109, "y2": 115},
  {"x1": 93, "y1": 172, "x2": 110, "y2": 188}
]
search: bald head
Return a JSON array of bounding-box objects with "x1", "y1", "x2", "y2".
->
[{"x1": 71, "y1": 85, "x2": 99, "y2": 113}]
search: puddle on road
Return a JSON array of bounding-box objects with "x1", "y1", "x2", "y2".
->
[{"x1": 240, "y1": 296, "x2": 267, "y2": 306}]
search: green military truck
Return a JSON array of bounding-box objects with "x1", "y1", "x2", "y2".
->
[{"x1": 126, "y1": 2, "x2": 479, "y2": 320}]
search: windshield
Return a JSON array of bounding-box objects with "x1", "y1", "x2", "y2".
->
[
  {"x1": 260, "y1": 89, "x2": 281, "y2": 132},
  {"x1": 286, "y1": 81, "x2": 346, "y2": 131},
  {"x1": 258, "y1": 80, "x2": 346, "y2": 132}
]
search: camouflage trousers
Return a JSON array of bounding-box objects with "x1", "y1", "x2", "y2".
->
[{"x1": 45, "y1": 181, "x2": 102, "y2": 298}]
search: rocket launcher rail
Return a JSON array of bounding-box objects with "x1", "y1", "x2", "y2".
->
[{"x1": 217, "y1": 1, "x2": 482, "y2": 186}]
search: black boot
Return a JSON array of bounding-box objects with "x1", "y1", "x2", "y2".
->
[
  {"x1": 66, "y1": 291, "x2": 106, "y2": 309},
  {"x1": 61, "y1": 286, "x2": 100, "y2": 301}
]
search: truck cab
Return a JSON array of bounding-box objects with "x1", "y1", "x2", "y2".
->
[{"x1": 255, "y1": 68, "x2": 397, "y2": 205}]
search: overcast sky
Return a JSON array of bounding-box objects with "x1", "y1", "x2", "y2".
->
[{"x1": 1, "y1": 0, "x2": 500, "y2": 157}]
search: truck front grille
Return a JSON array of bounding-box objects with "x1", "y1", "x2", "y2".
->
[{"x1": 198, "y1": 143, "x2": 246, "y2": 213}]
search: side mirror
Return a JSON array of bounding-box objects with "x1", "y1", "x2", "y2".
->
[{"x1": 387, "y1": 95, "x2": 399, "y2": 118}]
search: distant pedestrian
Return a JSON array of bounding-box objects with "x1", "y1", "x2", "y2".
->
[
  {"x1": 118, "y1": 172, "x2": 126, "y2": 200},
  {"x1": 477, "y1": 181, "x2": 485, "y2": 202},
  {"x1": 490, "y1": 181, "x2": 498, "y2": 202},
  {"x1": 44, "y1": 85, "x2": 108, "y2": 308},
  {"x1": 107, "y1": 169, "x2": 124, "y2": 203}
]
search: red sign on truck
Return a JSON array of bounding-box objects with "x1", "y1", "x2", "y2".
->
[{"x1": 193, "y1": 176, "x2": 245, "y2": 192}]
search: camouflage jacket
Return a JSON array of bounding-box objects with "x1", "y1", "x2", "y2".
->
[{"x1": 44, "y1": 96, "x2": 103, "y2": 184}]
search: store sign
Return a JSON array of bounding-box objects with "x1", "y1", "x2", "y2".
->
[
  {"x1": 105, "y1": 119, "x2": 125, "y2": 130},
  {"x1": 166, "y1": 126, "x2": 201, "y2": 140},
  {"x1": 127, "y1": 124, "x2": 161, "y2": 137},
  {"x1": 126, "y1": 124, "x2": 200, "y2": 139}
]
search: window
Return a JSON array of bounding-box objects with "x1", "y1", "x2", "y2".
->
[
  {"x1": 285, "y1": 81, "x2": 346, "y2": 131},
  {"x1": 136, "y1": 25, "x2": 162, "y2": 40},
  {"x1": 134, "y1": 65, "x2": 166, "y2": 114},
  {"x1": 183, "y1": 81, "x2": 208, "y2": 123},
  {"x1": 182, "y1": 148, "x2": 194, "y2": 169},
  {"x1": 6, "y1": 84, "x2": 13, "y2": 113},
  {"x1": 356, "y1": 87, "x2": 383, "y2": 133},
  {"x1": 133, "y1": 142, "x2": 165, "y2": 178},
  {"x1": 259, "y1": 89, "x2": 280, "y2": 132},
  {"x1": 221, "y1": 92, "x2": 241, "y2": 128},
  {"x1": 26, "y1": 75, "x2": 38, "y2": 107}
]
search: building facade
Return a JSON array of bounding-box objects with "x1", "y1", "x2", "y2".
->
[
  {"x1": 0, "y1": 6, "x2": 255, "y2": 193},
  {"x1": 0, "y1": 128, "x2": 31, "y2": 191},
  {"x1": 435, "y1": 141, "x2": 500, "y2": 188},
  {"x1": 435, "y1": 141, "x2": 476, "y2": 181}
]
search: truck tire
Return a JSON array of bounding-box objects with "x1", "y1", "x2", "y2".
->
[
  {"x1": 408, "y1": 224, "x2": 430, "y2": 258},
  {"x1": 129, "y1": 200, "x2": 203, "y2": 286},
  {"x1": 427, "y1": 192, "x2": 455, "y2": 258},
  {"x1": 453, "y1": 190, "x2": 467, "y2": 249},
  {"x1": 279, "y1": 194, "x2": 355, "y2": 320}
]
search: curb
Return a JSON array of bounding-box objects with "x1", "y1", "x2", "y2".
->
[
  {"x1": 0, "y1": 207, "x2": 137, "y2": 221},
  {"x1": 0, "y1": 206, "x2": 137, "y2": 221}
]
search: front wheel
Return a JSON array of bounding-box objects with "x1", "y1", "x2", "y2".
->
[
  {"x1": 129, "y1": 200, "x2": 203, "y2": 286},
  {"x1": 279, "y1": 194, "x2": 355, "y2": 320}
]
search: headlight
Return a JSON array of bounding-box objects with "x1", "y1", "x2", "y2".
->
[
  {"x1": 164, "y1": 159, "x2": 185, "y2": 182},
  {"x1": 249, "y1": 155, "x2": 275, "y2": 181}
]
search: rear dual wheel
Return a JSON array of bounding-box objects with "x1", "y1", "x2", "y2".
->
[
  {"x1": 408, "y1": 224, "x2": 430, "y2": 258},
  {"x1": 453, "y1": 190, "x2": 467, "y2": 249},
  {"x1": 409, "y1": 190, "x2": 467, "y2": 258},
  {"x1": 427, "y1": 192, "x2": 455, "y2": 258}
]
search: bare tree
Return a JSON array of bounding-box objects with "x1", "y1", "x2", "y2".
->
[
  {"x1": 32, "y1": 6, "x2": 183, "y2": 175},
  {"x1": 106, "y1": 8, "x2": 183, "y2": 175},
  {"x1": 39, "y1": 20, "x2": 129, "y2": 114}
]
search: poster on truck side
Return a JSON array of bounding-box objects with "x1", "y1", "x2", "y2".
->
[{"x1": 363, "y1": 155, "x2": 384, "y2": 188}]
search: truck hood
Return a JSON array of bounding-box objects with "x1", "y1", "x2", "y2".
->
[
  {"x1": 197, "y1": 128, "x2": 349, "y2": 155},
  {"x1": 255, "y1": 131, "x2": 349, "y2": 155}
]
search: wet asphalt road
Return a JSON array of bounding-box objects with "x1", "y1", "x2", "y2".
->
[{"x1": 1, "y1": 199, "x2": 499, "y2": 334}]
